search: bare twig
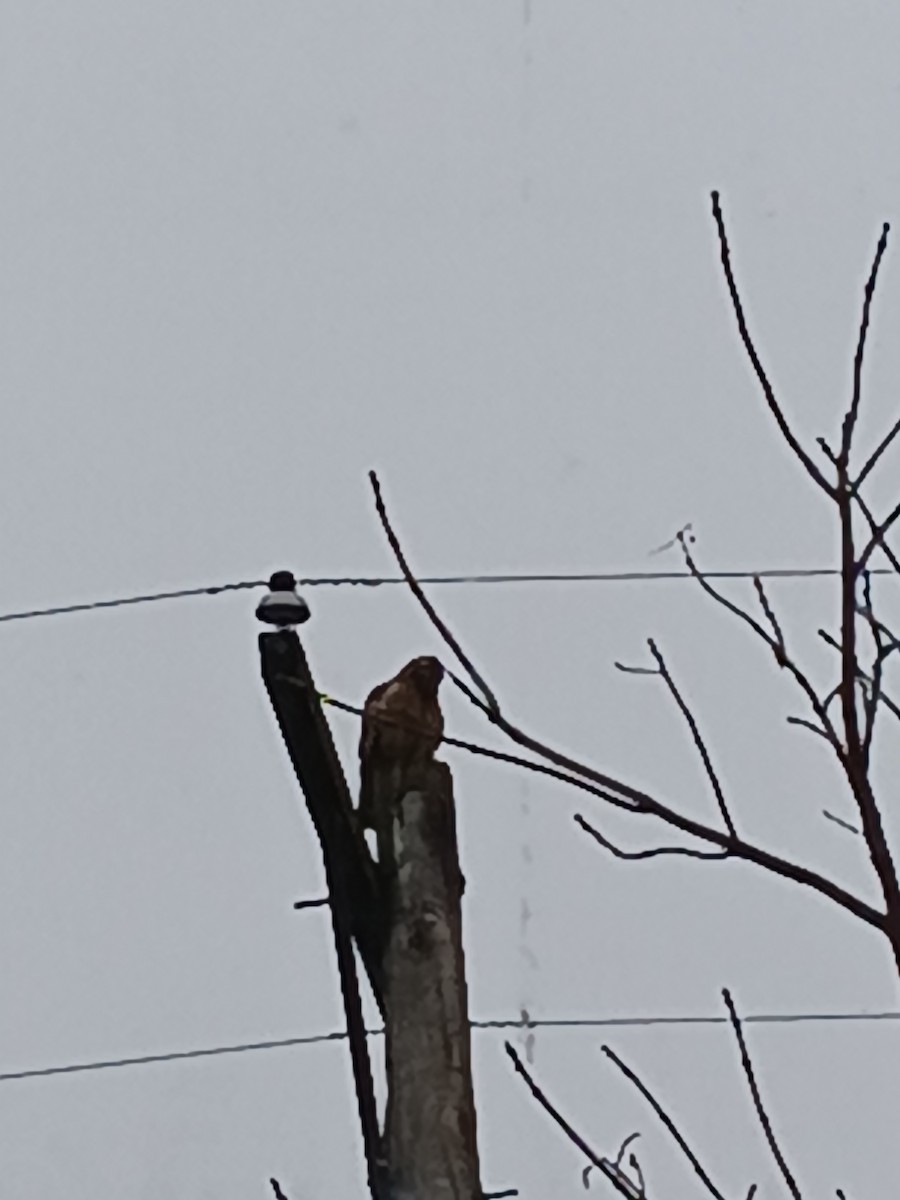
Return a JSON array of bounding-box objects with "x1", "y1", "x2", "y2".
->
[
  {"x1": 858, "y1": 575, "x2": 886, "y2": 763},
  {"x1": 601, "y1": 1044, "x2": 728, "y2": 1200},
  {"x1": 647, "y1": 638, "x2": 736, "y2": 836},
  {"x1": 753, "y1": 576, "x2": 786, "y2": 665},
  {"x1": 786, "y1": 716, "x2": 830, "y2": 741},
  {"x1": 504, "y1": 1043, "x2": 641, "y2": 1200},
  {"x1": 823, "y1": 810, "x2": 861, "y2": 836},
  {"x1": 580, "y1": 1135, "x2": 641, "y2": 1191},
  {"x1": 710, "y1": 191, "x2": 834, "y2": 495},
  {"x1": 615, "y1": 1133, "x2": 641, "y2": 1168},
  {"x1": 576, "y1": 814, "x2": 729, "y2": 862},
  {"x1": 841, "y1": 222, "x2": 891, "y2": 465},
  {"x1": 627, "y1": 1154, "x2": 645, "y2": 1198},
  {"x1": 722, "y1": 988, "x2": 802, "y2": 1200},
  {"x1": 856, "y1": 411, "x2": 900, "y2": 490},
  {"x1": 613, "y1": 662, "x2": 658, "y2": 677},
  {"x1": 270, "y1": 1179, "x2": 290, "y2": 1200},
  {"x1": 369, "y1": 470, "x2": 499, "y2": 712}
]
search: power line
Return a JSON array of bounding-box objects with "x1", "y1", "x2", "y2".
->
[
  {"x1": 2, "y1": 1009, "x2": 897, "y2": 1084},
  {"x1": 0, "y1": 579, "x2": 264, "y2": 625},
  {"x1": 0, "y1": 566, "x2": 893, "y2": 629},
  {"x1": 0, "y1": 1031, "x2": 348, "y2": 1083}
]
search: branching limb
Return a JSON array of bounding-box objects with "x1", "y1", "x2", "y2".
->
[
  {"x1": 710, "y1": 191, "x2": 834, "y2": 495},
  {"x1": 722, "y1": 989, "x2": 802, "y2": 1200},
  {"x1": 818, "y1": 630, "x2": 900, "y2": 725},
  {"x1": 819, "y1": 435, "x2": 900, "y2": 578},
  {"x1": 368, "y1": 475, "x2": 885, "y2": 930},
  {"x1": 856, "y1": 496, "x2": 900, "y2": 574},
  {"x1": 677, "y1": 530, "x2": 848, "y2": 771},
  {"x1": 601, "y1": 1045, "x2": 729, "y2": 1200}
]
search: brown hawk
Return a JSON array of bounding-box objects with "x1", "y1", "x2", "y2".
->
[{"x1": 358, "y1": 655, "x2": 445, "y2": 831}]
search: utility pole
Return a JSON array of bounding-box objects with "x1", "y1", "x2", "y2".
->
[
  {"x1": 257, "y1": 575, "x2": 385, "y2": 1200},
  {"x1": 257, "y1": 572, "x2": 481, "y2": 1200}
]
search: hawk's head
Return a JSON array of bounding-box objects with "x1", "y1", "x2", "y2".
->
[{"x1": 402, "y1": 655, "x2": 444, "y2": 697}]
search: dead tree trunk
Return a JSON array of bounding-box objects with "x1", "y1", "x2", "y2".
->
[{"x1": 376, "y1": 758, "x2": 480, "y2": 1200}]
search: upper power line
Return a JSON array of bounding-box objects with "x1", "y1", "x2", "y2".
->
[
  {"x1": 0, "y1": 566, "x2": 891, "y2": 628},
  {"x1": 1, "y1": 1009, "x2": 896, "y2": 1085}
]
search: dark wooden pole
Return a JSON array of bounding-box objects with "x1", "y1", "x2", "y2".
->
[{"x1": 259, "y1": 630, "x2": 385, "y2": 1200}]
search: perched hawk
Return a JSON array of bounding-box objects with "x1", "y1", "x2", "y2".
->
[{"x1": 358, "y1": 656, "x2": 445, "y2": 831}]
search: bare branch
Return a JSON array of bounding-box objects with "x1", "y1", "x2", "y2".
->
[
  {"x1": 753, "y1": 576, "x2": 786, "y2": 664},
  {"x1": 575, "y1": 814, "x2": 729, "y2": 862},
  {"x1": 856, "y1": 411, "x2": 900, "y2": 490},
  {"x1": 786, "y1": 716, "x2": 830, "y2": 741},
  {"x1": 627, "y1": 1155, "x2": 645, "y2": 1198},
  {"x1": 613, "y1": 661, "x2": 659, "y2": 676},
  {"x1": 857, "y1": 496, "x2": 900, "y2": 574},
  {"x1": 858, "y1": 576, "x2": 886, "y2": 763},
  {"x1": 647, "y1": 638, "x2": 736, "y2": 837},
  {"x1": 710, "y1": 191, "x2": 834, "y2": 495},
  {"x1": 504, "y1": 1043, "x2": 641, "y2": 1200},
  {"x1": 614, "y1": 1133, "x2": 641, "y2": 1168},
  {"x1": 322, "y1": 693, "x2": 639, "y2": 814},
  {"x1": 818, "y1": 629, "x2": 900, "y2": 725},
  {"x1": 823, "y1": 810, "x2": 861, "y2": 837},
  {"x1": 722, "y1": 989, "x2": 802, "y2": 1200},
  {"x1": 270, "y1": 1179, "x2": 290, "y2": 1200},
  {"x1": 575, "y1": 809, "x2": 880, "y2": 923},
  {"x1": 369, "y1": 470, "x2": 499, "y2": 712},
  {"x1": 841, "y1": 222, "x2": 891, "y2": 464},
  {"x1": 601, "y1": 1044, "x2": 728, "y2": 1200}
]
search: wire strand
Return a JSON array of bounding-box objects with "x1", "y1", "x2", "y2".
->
[
  {"x1": 0, "y1": 567, "x2": 893, "y2": 628},
  {"x1": 2, "y1": 1010, "x2": 897, "y2": 1084}
]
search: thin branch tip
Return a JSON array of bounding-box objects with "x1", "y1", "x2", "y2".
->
[{"x1": 722, "y1": 989, "x2": 801, "y2": 1200}]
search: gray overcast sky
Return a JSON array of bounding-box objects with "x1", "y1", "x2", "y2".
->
[{"x1": 0, "y1": 1, "x2": 898, "y2": 1196}]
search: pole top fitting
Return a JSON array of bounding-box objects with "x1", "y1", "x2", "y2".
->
[{"x1": 256, "y1": 570, "x2": 311, "y2": 628}]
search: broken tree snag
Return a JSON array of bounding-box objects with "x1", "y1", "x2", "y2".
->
[{"x1": 379, "y1": 757, "x2": 480, "y2": 1200}]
